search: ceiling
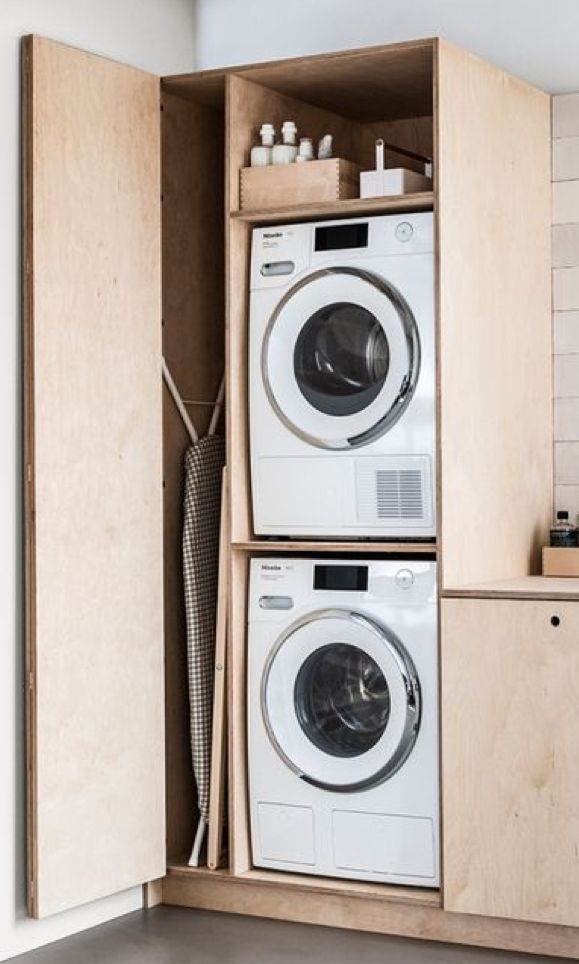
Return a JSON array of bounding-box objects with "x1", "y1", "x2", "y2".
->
[{"x1": 193, "y1": 0, "x2": 579, "y2": 95}]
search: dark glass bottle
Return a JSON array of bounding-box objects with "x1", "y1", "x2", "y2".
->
[{"x1": 550, "y1": 510, "x2": 579, "y2": 548}]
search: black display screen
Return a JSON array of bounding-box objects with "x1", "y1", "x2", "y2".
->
[
  {"x1": 313, "y1": 565, "x2": 369, "y2": 592},
  {"x1": 314, "y1": 223, "x2": 368, "y2": 251}
]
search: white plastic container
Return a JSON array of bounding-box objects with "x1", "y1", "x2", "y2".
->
[
  {"x1": 296, "y1": 137, "x2": 314, "y2": 163},
  {"x1": 272, "y1": 121, "x2": 298, "y2": 165},
  {"x1": 360, "y1": 139, "x2": 432, "y2": 197},
  {"x1": 251, "y1": 123, "x2": 275, "y2": 167}
]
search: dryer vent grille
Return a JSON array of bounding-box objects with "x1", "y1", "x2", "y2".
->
[
  {"x1": 355, "y1": 456, "x2": 433, "y2": 530},
  {"x1": 375, "y1": 469, "x2": 423, "y2": 520}
]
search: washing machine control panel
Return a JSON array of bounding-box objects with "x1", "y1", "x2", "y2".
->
[
  {"x1": 249, "y1": 558, "x2": 436, "y2": 621},
  {"x1": 250, "y1": 213, "x2": 434, "y2": 292}
]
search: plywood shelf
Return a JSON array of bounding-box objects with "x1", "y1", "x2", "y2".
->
[
  {"x1": 232, "y1": 540, "x2": 437, "y2": 555},
  {"x1": 165, "y1": 862, "x2": 440, "y2": 908},
  {"x1": 231, "y1": 191, "x2": 434, "y2": 225}
]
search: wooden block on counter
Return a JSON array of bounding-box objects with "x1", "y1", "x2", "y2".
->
[{"x1": 542, "y1": 546, "x2": 579, "y2": 576}]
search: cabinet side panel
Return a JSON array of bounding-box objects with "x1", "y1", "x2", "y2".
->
[
  {"x1": 24, "y1": 35, "x2": 165, "y2": 917},
  {"x1": 437, "y1": 41, "x2": 552, "y2": 588},
  {"x1": 442, "y1": 598, "x2": 579, "y2": 926}
]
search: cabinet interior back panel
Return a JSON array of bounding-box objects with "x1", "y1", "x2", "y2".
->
[{"x1": 23, "y1": 35, "x2": 165, "y2": 917}]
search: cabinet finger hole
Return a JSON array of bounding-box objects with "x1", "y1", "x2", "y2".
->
[{"x1": 551, "y1": 615, "x2": 560, "y2": 627}]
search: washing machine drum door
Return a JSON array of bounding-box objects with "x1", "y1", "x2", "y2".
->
[
  {"x1": 262, "y1": 609, "x2": 421, "y2": 792},
  {"x1": 262, "y1": 267, "x2": 420, "y2": 449}
]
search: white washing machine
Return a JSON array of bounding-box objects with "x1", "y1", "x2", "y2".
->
[
  {"x1": 249, "y1": 213, "x2": 435, "y2": 539},
  {"x1": 247, "y1": 557, "x2": 439, "y2": 887}
]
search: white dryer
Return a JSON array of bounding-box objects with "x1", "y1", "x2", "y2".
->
[
  {"x1": 247, "y1": 557, "x2": 439, "y2": 887},
  {"x1": 249, "y1": 213, "x2": 435, "y2": 539}
]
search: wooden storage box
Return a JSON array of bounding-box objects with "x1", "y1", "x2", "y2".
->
[
  {"x1": 239, "y1": 158, "x2": 361, "y2": 211},
  {"x1": 543, "y1": 546, "x2": 579, "y2": 576}
]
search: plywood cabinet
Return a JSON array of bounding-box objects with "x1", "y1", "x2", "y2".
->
[
  {"x1": 436, "y1": 43, "x2": 552, "y2": 587},
  {"x1": 22, "y1": 29, "x2": 573, "y2": 961},
  {"x1": 442, "y1": 597, "x2": 579, "y2": 928},
  {"x1": 23, "y1": 36, "x2": 166, "y2": 919}
]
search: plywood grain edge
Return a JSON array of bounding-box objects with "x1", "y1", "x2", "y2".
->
[
  {"x1": 231, "y1": 192, "x2": 433, "y2": 224},
  {"x1": 231, "y1": 541, "x2": 437, "y2": 554},
  {"x1": 227, "y1": 548, "x2": 251, "y2": 873},
  {"x1": 431, "y1": 40, "x2": 446, "y2": 915},
  {"x1": 22, "y1": 33, "x2": 38, "y2": 920},
  {"x1": 143, "y1": 879, "x2": 164, "y2": 909},
  {"x1": 442, "y1": 589, "x2": 579, "y2": 601},
  {"x1": 207, "y1": 467, "x2": 229, "y2": 870}
]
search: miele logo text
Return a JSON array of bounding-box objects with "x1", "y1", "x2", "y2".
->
[
  {"x1": 261, "y1": 564, "x2": 282, "y2": 571},
  {"x1": 263, "y1": 232, "x2": 283, "y2": 239}
]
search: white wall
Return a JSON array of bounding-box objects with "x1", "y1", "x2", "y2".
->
[
  {"x1": 0, "y1": 2, "x2": 194, "y2": 959},
  {"x1": 553, "y1": 95, "x2": 579, "y2": 523},
  {"x1": 193, "y1": 0, "x2": 579, "y2": 92}
]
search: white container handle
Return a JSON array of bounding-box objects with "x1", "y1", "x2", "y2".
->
[{"x1": 375, "y1": 138, "x2": 385, "y2": 172}]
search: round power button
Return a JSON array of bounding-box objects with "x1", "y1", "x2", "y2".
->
[
  {"x1": 395, "y1": 568, "x2": 415, "y2": 590},
  {"x1": 395, "y1": 221, "x2": 414, "y2": 242}
]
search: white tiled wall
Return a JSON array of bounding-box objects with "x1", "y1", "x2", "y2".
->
[{"x1": 553, "y1": 94, "x2": 579, "y2": 523}]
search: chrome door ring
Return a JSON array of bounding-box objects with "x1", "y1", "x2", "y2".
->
[
  {"x1": 260, "y1": 608, "x2": 421, "y2": 793},
  {"x1": 261, "y1": 266, "x2": 421, "y2": 450}
]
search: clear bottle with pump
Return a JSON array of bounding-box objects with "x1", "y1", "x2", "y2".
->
[
  {"x1": 550, "y1": 510, "x2": 579, "y2": 547},
  {"x1": 272, "y1": 121, "x2": 298, "y2": 165},
  {"x1": 250, "y1": 123, "x2": 275, "y2": 167}
]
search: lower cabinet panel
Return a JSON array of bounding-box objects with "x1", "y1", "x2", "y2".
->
[
  {"x1": 162, "y1": 867, "x2": 579, "y2": 959},
  {"x1": 442, "y1": 598, "x2": 579, "y2": 927}
]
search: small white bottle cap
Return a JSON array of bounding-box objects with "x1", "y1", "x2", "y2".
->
[
  {"x1": 260, "y1": 123, "x2": 275, "y2": 146},
  {"x1": 282, "y1": 120, "x2": 297, "y2": 144}
]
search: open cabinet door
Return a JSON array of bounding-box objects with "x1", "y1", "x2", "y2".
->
[{"x1": 23, "y1": 35, "x2": 165, "y2": 918}]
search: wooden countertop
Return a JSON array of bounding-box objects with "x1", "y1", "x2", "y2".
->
[{"x1": 442, "y1": 576, "x2": 579, "y2": 600}]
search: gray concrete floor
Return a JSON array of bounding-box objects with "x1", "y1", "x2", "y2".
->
[{"x1": 10, "y1": 907, "x2": 567, "y2": 964}]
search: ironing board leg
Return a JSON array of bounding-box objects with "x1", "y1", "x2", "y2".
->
[{"x1": 188, "y1": 815, "x2": 207, "y2": 867}]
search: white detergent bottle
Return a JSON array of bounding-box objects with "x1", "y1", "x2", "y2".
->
[
  {"x1": 272, "y1": 120, "x2": 298, "y2": 164},
  {"x1": 250, "y1": 123, "x2": 275, "y2": 166}
]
